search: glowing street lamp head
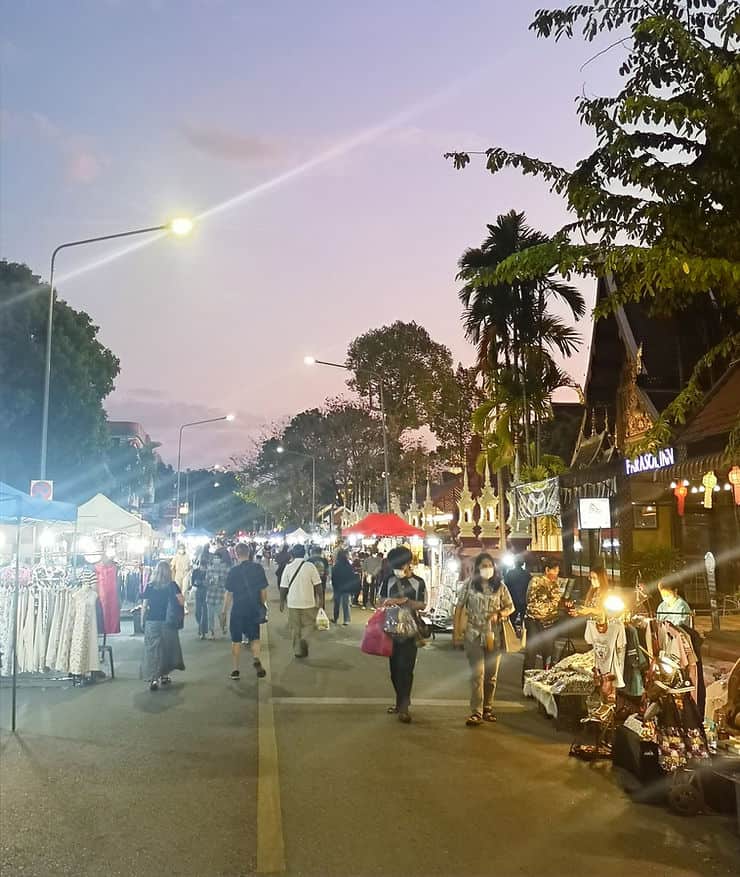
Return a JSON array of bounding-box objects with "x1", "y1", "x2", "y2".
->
[
  {"x1": 169, "y1": 217, "x2": 194, "y2": 236},
  {"x1": 304, "y1": 356, "x2": 316, "y2": 366},
  {"x1": 276, "y1": 446, "x2": 285, "y2": 454},
  {"x1": 225, "y1": 413, "x2": 236, "y2": 422}
]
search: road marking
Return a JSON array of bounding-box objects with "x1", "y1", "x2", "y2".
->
[
  {"x1": 270, "y1": 696, "x2": 526, "y2": 709},
  {"x1": 256, "y1": 626, "x2": 286, "y2": 875}
]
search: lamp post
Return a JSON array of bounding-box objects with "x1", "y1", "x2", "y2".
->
[
  {"x1": 39, "y1": 218, "x2": 194, "y2": 479},
  {"x1": 304, "y1": 356, "x2": 391, "y2": 513},
  {"x1": 277, "y1": 446, "x2": 316, "y2": 530},
  {"x1": 176, "y1": 415, "x2": 234, "y2": 532}
]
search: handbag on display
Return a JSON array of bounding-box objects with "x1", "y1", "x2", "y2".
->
[
  {"x1": 165, "y1": 586, "x2": 185, "y2": 630},
  {"x1": 361, "y1": 608, "x2": 393, "y2": 657}
]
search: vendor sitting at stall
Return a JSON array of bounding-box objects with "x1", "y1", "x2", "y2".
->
[{"x1": 656, "y1": 581, "x2": 692, "y2": 627}]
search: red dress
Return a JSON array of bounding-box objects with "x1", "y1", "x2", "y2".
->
[{"x1": 95, "y1": 561, "x2": 121, "y2": 634}]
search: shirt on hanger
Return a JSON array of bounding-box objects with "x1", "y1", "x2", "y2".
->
[{"x1": 585, "y1": 620, "x2": 627, "y2": 688}]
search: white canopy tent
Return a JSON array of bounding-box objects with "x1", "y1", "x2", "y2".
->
[
  {"x1": 286, "y1": 527, "x2": 311, "y2": 544},
  {"x1": 76, "y1": 494, "x2": 154, "y2": 539}
]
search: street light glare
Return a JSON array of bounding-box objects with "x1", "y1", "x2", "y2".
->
[
  {"x1": 169, "y1": 217, "x2": 194, "y2": 236},
  {"x1": 304, "y1": 356, "x2": 316, "y2": 366},
  {"x1": 276, "y1": 445, "x2": 285, "y2": 453},
  {"x1": 225, "y1": 413, "x2": 236, "y2": 422}
]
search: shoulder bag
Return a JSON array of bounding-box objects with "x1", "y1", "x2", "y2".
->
[{"x1": 165, "y1": 584, "x2": 185, "y2": 630}]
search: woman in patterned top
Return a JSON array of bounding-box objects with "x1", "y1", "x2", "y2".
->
[{"x1": 454, "y1": 553, "x2": 514, "y2": 727}]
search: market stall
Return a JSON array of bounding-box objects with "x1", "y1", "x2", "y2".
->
[
  {"x1": 522, "y1": 584, "x2": 739, "y2": 817},
  {"x1": 74, "y1": 493, "x2": 155, "y2": 613},
  {"x1": 0, "y1": 481, "x2": 78, "y2": 731}
]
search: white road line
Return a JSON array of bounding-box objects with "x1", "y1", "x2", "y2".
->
[
  {"x1": 256, "y1": 626, "x2": 286, "y2": 875},
  {"x1": 270, "y1": 697, "x2": 526, "y2": 709}
]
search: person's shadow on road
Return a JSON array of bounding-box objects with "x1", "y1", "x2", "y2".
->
[{"x1": 133, "y1": 683, "x2": 185, "y2": 714}]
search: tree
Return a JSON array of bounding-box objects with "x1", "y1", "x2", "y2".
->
[
  {"x1": 433, "y1": 364, "x2": 485, "y2": 466},
  {"x1": 346, "y1": 321, "x2": 456, "y2": 442},
  {"x1": 458, "y1": 212, "x2": 584, "y2": 469},
  {"x1": 184, "y1": 468, "x2": 261, "y2": 534},
  {"x1": 237, "y1": 401, "x2": 391, "y2": 527},
  {"x1": 446, "y1": 1, "x2": 740, "y2": 448},
  {"x1": 0, "y1": 260, "x2": 120, "y2": 498}
]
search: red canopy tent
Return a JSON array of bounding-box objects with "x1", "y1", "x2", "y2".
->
[{"x1": 342, "y1": 512, "x2": 425, "y2": 538}]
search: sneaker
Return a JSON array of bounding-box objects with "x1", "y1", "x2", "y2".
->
[
  {"x1": 398, "y1": 712, "x2": 412, "y2": 724},
  {"x1": 149, "y1": 680, "x2": 159, "y2": 691},
  {"x1": 230, "y1": 670, "x2": 241, "y2": 680},
  {"x1": 160, "y1": 676, "x2": 172, "y2": 686},
  {"x1": 254, "y1": 661, "x2": 266, "y2": 678}
]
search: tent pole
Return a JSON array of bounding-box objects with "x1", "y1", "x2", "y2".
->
[{"x1": 11, "y1": 514, "x2": 22, "y2": 733}]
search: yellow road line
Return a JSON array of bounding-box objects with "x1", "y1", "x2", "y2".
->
[{"x1": 257, "y1": 625, "x2": 286, "y2": 874}]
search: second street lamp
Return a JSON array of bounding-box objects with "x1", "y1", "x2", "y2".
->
[
  {"x1": 304, "y1": 356, "x2": 391, "y2": 513},
  {"x1": 277, "y1": 446, "x2": 316, "y2": 530},
  {"x1": 39, "y1": 217, "x2": 193, "y2": 479},
  {"x1": 175, "y1": 415, "x2": 235, "y2": 533}
]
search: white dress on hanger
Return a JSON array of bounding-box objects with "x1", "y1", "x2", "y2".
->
[
  {"x1": 68, "y1": 589, "x2": 100, "y2": 676},
  {"x1": 55, "y1": 590, "x2": 76, "y2": 673}
]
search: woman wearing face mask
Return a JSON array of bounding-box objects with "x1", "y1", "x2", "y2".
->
[
  {"x1": 379, "y1": 545, "x2": 428, "y2": 724},
  {"x1": 453, "y1": 553, "x2": 514, "y2": 727}
]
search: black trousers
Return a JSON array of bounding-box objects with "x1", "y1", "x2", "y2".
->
[
  {"x1": 389, "y1": 638, "x2": 417, "y2": 713},
  {"x1": 362, "y1": 577, "x2": 377, "y2": 608},
  {"x1": 523, "y1": 618, "x2": 556, "y2": 673}
]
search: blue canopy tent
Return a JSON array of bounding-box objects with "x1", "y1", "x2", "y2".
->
[{"x1": 0, "y1": 481, "x2": 77, "y2": 732}]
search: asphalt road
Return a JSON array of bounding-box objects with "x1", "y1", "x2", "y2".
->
[{"x1": 1, "y1": 571, "x2": 738, "y2": 877}]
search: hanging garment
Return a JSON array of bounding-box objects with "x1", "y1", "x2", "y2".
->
[
  {"x1": 95, "y1": 562, "x2": 121, "y2": 634},
  {"x1": 55, "y1": 589, "x2": 77, "y2": 673},
  {"x1": 585, "y1": 620, "x2": 627, "y2": 689},
  {"x1": 622, "y1": 624, "x2": 646, "y2": 698},
  {"x1": 45, "y1": 589, "x2": 65, "y2": 670},
  {"x1": 68, "y1": 589, "x2": 100, "y2": 676}
]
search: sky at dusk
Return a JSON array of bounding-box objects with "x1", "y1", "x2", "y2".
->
[{"x1": 1, "y1": 1, "x2": 621, "y2": 468}]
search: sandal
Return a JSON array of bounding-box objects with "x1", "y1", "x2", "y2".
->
[
  {"x1": 466, "y1": 714, "x2": 482, "y2": 727},
  {"x1": 482, "y1": 710, "x2": 497, "y2": 723}
]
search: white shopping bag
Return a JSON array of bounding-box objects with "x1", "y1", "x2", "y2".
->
[{"x1": 315, "y1": 608, "x2": 330, "y2": 631}]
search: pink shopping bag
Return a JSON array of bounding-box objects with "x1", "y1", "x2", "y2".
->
[{"x1": 361, "y1": 608, "x2": 393, "y2": 657}]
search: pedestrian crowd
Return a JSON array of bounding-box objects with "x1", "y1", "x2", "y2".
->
[{"x1": 141, "y1": 541, "x2": 684, "y2": 729}]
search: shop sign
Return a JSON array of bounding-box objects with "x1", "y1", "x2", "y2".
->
[{"x1": 625, "y1": 447, "x2": 675, "y2": 476}]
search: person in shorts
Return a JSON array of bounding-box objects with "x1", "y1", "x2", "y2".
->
[{"x1": 222, "y1": 543, "x2": 269, "y2": 680}]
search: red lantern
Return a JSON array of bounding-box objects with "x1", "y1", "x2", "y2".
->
[
  {"x1": 674, "y1": 483, "x2": 688, "y2": 516},
  {"x1": 729, "y1": 465, "x2": 740, "y2": 505}
]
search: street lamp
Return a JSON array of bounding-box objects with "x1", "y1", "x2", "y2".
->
[
  {"x1": 304, "y1": 356, "x2": 391, "y2": 513},
  {"x1": 39, "y1": 218, "x2": 193, "y2": 479},
  {"x1": 277, "y1": 445, "x2": 316, "y2": 530},
  {"x1": 176, "y1": 415, "x2": 234, "y2": 531}
]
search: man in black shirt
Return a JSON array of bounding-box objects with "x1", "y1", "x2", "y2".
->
[
  {"x1": 504, "y1": 556, "x2": 531, "y2": 636},
  {"x1": 222, "y1": 543, "x2": 269, "y2": 679}
]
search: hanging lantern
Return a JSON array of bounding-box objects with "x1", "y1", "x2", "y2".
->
[
  {"x1": 701, "y1": 471, "x2": 718, "y2": 508},
  {"x1": 729, "y1": 465, "x2": 740, "y2": 505},
  {"x1": 673, "y1": 483, "x2": 688, "y2": 516}
]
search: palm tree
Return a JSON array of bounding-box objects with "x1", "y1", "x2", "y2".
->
[{"x1": 459, "y1": 210, "x2": 585, "y2": 468}]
